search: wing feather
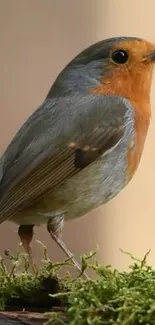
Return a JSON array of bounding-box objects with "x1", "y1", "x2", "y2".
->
[{"x1": 0, "y1": 95, "x2": 133, "y2": 222}]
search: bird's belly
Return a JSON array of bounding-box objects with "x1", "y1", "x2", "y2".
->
[{"x1": 11, "y1": 147, "x2": 127, "y2": 226}]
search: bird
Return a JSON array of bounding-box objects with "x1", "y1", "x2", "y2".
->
[{"x1": 0, "y1": 36, "x2": 154, "y2": 274}]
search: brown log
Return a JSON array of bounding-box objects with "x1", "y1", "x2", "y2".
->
[{"x1": 0, "y1": 311, "x2": 47, "y2": 325}]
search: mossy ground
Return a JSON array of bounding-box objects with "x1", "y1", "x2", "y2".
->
[{"x1": 0, "y1": 243, "x2": 155, "y2": 325}]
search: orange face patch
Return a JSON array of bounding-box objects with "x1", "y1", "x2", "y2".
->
[
  {"x1": 90, "y1": 39, "x2": 154, "y2": 180},
  {"x1": 111, "y1": 39, "x2": 155, "y2": 65}
]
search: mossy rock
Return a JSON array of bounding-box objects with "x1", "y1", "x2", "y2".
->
[{"x1": 0, "y1": 246, "x2": 155, "y2": 325}]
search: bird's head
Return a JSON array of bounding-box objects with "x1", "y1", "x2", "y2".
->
[{"x1": 48, "y1": 36, "x2": 155, "y2": 117}]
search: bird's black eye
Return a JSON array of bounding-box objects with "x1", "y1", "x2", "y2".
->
[{"x1": 111, "y1": 50, "x2": 128, "y2": 64}]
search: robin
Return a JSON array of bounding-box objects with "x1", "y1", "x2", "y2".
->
[{"x1": 0, "y1": 36, "x2": 154, "y2": 274}]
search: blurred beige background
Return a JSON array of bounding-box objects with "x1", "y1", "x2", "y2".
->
[{"x1": 0, "y1": 0, "x2": 155, "y2": 272}]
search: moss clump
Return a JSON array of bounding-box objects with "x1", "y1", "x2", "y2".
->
[
  {"x1": 0, "y1": 245, "x2": 155, "y2": 325},
  {"x1": 0, "y1": 242, "x2": 77, "y2": 312},
  {"x1": 46, "y1": 250, "x2": 155, "y2": 325}
]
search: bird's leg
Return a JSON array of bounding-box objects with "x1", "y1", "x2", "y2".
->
[
  {"x1": 47, "y1": 217, "x2": 89, "y2": 279},
  {"x1": 18, "y1": 225, "x2": 36, "y2": 273}
]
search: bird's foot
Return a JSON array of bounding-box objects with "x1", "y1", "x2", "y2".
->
[{"x1": 48, "y1": 230, "x2": 89, "y2": 279}]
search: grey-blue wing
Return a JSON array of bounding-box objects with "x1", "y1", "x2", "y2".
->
[{"x1": 0, "y1": 94, "x2": 133, "y2": 222}]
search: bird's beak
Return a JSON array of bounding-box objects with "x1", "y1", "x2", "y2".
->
[{"x1": 145, "y1": 50, "x2": 155, "y2": 63}]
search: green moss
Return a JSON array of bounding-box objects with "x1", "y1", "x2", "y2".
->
[
  {"x1": 0, "y1": 242, "x2": 75, "y2": 312},
  {"x1": 0, "y1": 244, "x2": 155, "y2": 325},
  {"x1": 46, "y1": 250, "x2": 155, "y2": 325}
]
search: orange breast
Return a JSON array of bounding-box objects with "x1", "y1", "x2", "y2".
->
[
  {"x1": 90, "y1": 67, "x2": 151, "y2": 181},
  {"x1": 127, "y1": 105, "x2": 150, "y2": 181}
]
